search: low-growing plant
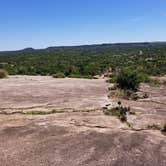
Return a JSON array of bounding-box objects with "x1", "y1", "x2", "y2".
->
[
  {"x1": 108, "y1": 89, "x2": 125, "y2": 99},
  {"x1": 108, "y1": 89, "x2": 147, "y2": 101},
  {"x1": 149, "y1": 78, "x2": 160, "y2": 87},
  {"x1": 124, "y1": 90, "x2": 149, "y2": 100},
  {"x1": 52, "y1": 72, "x2": 65, "y2": 78},
  {"x1": 0, "y1": 69, "x2": 8, "y2": 78},
  {"x1": 106, "y1": 76, "x2": 117, "y2": 83},
  {"x1": 69, "y1": 74, "x2": 93, "y2": 79},
  {"x1": 26, "y1": 109, "x2": 64, "y2": 115},
  {"x1": 104, "y1": 101, "x2": 130, "y2": 122},
  {"x1": 123, "y1": 90, "x2": 137, "y2": 100}
]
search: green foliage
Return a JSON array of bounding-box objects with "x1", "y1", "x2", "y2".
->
[
  {"x1": 26, "y1": 109, "x2": 64, "y2": 115},
  {"x1": 52, "y1": 72, "x2": 65, "y2": 78},
  {"x1": 116, "y1": 69, "x2": 141, "y2": 91},
  {"x1": 137, "y1": 72, "x2": 151, "y2": 83},
  {"x1": 0, "y1": 43, "x2": 166, "y2": 77},
  {"x1": 0, "y1": 69, "x2": 8, "y2": 78}
]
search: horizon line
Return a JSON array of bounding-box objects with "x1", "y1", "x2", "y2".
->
[{"x1": 0, "y1": 40, "x2": 166, "y2": 52}]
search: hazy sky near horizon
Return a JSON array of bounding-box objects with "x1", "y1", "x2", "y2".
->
[{"x1": 0, "y1": 0, "x2": 166, "y2": 51}]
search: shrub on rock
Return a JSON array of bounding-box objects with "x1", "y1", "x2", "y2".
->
[
  {"x1": 116, "y1": 69, "x2": 141, "y2": 91},
  {"x1": 0, "y1": 69, "x2": 8, "y2": 79}
]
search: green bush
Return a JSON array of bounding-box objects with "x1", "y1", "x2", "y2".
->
[
  {"x1": 52, "y1": 72, "x2": 65, "y2": 78},
  {"x1": 116, "y1": 69, "x2": 141, "y2": 91},
  {"x1": 0, "y1": 69, "x2": 8, "y2": 78}
]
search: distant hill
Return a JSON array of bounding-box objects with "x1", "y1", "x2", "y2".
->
[
  {"x1": 21, "y1": 47, "x2": 36, "y2": 52},
  {"x1": 1, "y1": 42, "x2": 166, "y2": 53}
]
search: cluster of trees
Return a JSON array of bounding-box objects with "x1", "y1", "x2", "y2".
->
[{"x1": 0, "y1": 42, "x2": 166, "y2": 77}]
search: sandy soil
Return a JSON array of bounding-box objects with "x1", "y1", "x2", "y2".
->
[{"x1": 0, "y1": 76, "x2": 165, "y2": 166}]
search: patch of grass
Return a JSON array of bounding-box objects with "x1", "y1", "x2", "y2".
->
[
  {"x1": 108, "y1": 89, "x2": 146, "y2": 101},
  {"x1": 108, "y1": 87, "x2": 149, "y2": 101},
  {"x1": 0, "y1": 69, "x2": 8, "y2": 78},
  {"x1": 104, "y1": 101, "x2": 130, "y2": 122},
  {"x1": 52, "y1": 72, "x2": 65, "y2": 78},
  {"x1": 149, "y1": 78, "x2": 161, "y2": 87},
  {"x1": 123, "y1": 90, "x2": 138, "y2": 100},
  {"x1": 69, "y1": 74, "x2": 93, "y2": 79},
  {"x1": 124, "y1": 90, "x2": 148, "y2": 100},
  {"x1": 106, "y1": 76, "x2": 117, "y2": 83},
  {"x1": 108, "y1": 89, "x2": 125, "y2": 99},
  {"x1": 26, "y1": 109, "x2": 65, "y2": 115}
]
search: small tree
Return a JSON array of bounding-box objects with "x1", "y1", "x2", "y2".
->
[{"x1": 116, "y1": 69, "x2": 140, "y2": 91}]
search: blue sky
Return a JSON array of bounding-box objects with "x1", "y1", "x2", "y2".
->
[{"x1": 0, "y1": 0, "x2": 166, "y2": 51}]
